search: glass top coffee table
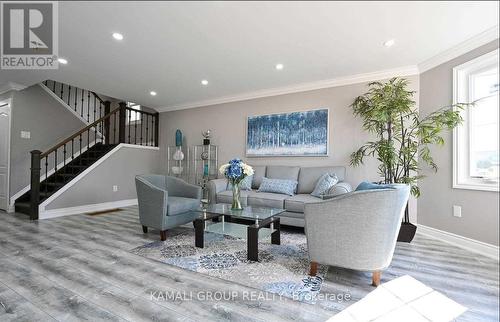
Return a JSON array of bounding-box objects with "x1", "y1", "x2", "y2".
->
[{"x1": 194, "y1": 204, "x2": 285, "y2": 261}]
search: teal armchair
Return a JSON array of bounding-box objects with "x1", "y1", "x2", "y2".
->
[{"x1": 135, "y1": 175, "x2": 202, "y2": 240}]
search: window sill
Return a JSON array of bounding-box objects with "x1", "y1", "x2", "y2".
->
[{"x1": 453, "y1": 182, "x2": 499, "y2": 192}]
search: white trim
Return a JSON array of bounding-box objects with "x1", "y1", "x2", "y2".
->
[
  {"x1": 0, "y1": 98, "x2": 12, "y2": 212},
  {"x1": 452, "y1": 49, "x2": 499, "y2": 192},
  {"x1": 39, "y1": 83, "x2": 104, "y2": 134},
  {"x1": 156, "y1": 65, "x2": 419, "y2": 112},
  {"x1": 419, "y1": 26, "x2": 499, "y2": 73},
  {"x1": 40, "y1": 199, "x2": 137, "y2": 219},
  {"x1": 38, "y1": 143, "x2": 159, "y2": 212},
  {"x1": 417, "y1": 224, "x2": 499, "y2": 261},
  {"x1": 0, "y1": 82, "x2": 26, "y2": 95},
  {"x1": 9, "y1": 139, "x2": 100, "y2": 205}
]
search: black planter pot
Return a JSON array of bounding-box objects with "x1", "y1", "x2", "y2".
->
[{"x1": 397, "y1": 222, "x2": 417, "y2": 243}]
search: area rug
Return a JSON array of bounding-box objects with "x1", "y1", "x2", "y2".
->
[{"x1": 130, "y1": 226, "x2": 332, "y2": 305}]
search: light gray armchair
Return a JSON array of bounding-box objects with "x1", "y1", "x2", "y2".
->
[
  {"x1": 135, "y1": 175, "x2": 202, "y2": 241},
  {"x1": 304, "y1": 184, "x2": 410, "y2": 286}
]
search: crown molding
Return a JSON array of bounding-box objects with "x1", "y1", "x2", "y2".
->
[
  {"x1": 157, "y1": 65, "x2": 419, "y2": 112},
  {"x1": 418, "y1": 25, "x2": 499, "y2": 74},
  {"x1": 0, "y1": 82, "x2": 27, "y2": 95}
]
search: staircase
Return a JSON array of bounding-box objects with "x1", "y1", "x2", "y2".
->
[
  {"x1": 15, "y1": 143, "x2": 117, "y2": 215},
  {"x1": 15, "y1": 80, "x2": 160, "y2": 220}
]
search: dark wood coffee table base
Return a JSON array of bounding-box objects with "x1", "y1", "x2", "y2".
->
[{"x1": 194, "y1": 213, "x2": 281, "y2": 262}]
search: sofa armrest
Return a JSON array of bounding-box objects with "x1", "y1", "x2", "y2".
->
[
  {"x1": 321, "y1": 182, "x2": 352, "y2": 199},
  {"x1": 135, "y1": 177, "x2": 169, "y2": 229},
  {"x1": 166, "y1": 176, "x2": 202, "y2": 200},
  {"x1": 207, "y1": 178, "x2": 228, "y2": 204}
]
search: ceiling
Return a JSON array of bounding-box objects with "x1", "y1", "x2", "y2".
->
[{"x1": 1, "y1": 1, "x2": 498, "y2": 111}]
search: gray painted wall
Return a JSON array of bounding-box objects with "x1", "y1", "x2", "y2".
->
[
  {"x1": 160, "y1": 75, "x2": 420, "y2": 221},
  {"x1": 418, "y1": 40, "x2": 500, "y2": 246},
  {"x1": 45, "y1": 145, "x2": 160, "y2": 209},
  {"x1": 6, "y1": 85, "x2": 89, "y2": 198}
]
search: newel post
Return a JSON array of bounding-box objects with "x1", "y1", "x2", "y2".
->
[
  {"x1": 104, "y1": 101, "x2": 111, "y2": 144},
  {"x1": 30, "y1": 150, "x2": 41, "y2": 220},
  {"x1": 154, "y1": 112, "x2": 159, "y2": 147},
  {"x1": 118, "y1": 102, "x2": 126, "y2": 143}
]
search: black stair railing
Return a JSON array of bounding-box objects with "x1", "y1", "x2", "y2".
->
[
  {"x1": 43, "y1": 80, "x2": 106, "y2": 124},
  {"x1": 29, "y1": 101, "x2": 159, "y2": 220}
]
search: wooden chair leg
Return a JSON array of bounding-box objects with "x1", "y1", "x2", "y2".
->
[
  {"x1": 142, "y1": 225, "x2": 148, "y2": 234},
  {"x1": 372, "y1": 271, "x2": 381, "y2": 287},
  {"x1": 160, "y1": 230, "x2": 167, "y2": 241},
  {"x1": 309, "y1": 261, "x2": 318, "y2": 276}
]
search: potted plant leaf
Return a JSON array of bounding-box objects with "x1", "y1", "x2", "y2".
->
[{"x1": 350, "y1": 77, "x2": 466, "y2": 242}]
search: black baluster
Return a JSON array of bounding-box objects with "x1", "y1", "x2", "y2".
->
[
  {"x1": 134, "y1": 111, "x2": 137, "y2": 144},
  {"x1": 45, "y1": 156, "x2": 48, "y2": 194},
  {"x1": 67, "y1": 85, "x2": 71, "y2": 106},
  {"x1": 52, "y1": 80, "x2": 56, "y2": 92},
  {"x1": 71, "y1": 139, "x2": 74, "y2": 160},
  {"x1": 128, "y1": 109, "x2": 132, "y2": 144},
  {"x1": 151, "y1": 115, "x2": 155, "y2": 147},
  {"x1": 81, "y1": 89, "x2": 84, "y2": 117},
  {"x1": 60, "y1": 83, "x2": 64, "y2": 99},
  {"x1": 63, "y1": 144, "x2": 66, "y2": 167},
  {"x1": 54, "y1": 148, "x2": 58, "y2": 189},
  {"x1": 74, "y1": 87, "x2": 78, "y2": 112},
  {"x1": 140, "y1": 112, "x2": 143, "y2": 145},
  {"x1": 87, "y1": 91, "x2": 90, "y2": 122},
  {"x1": 87, "y1": 129, "x2": 90, "y2": 154},
  {"x1": 79, "y1": 134, "x2": 82, "y2": 164},
  {"x1": 145, "y1": 114, "x2": 149, "y2": 146},
  {"x1": 93, "y1": 96, "x2": 96, "y2": 123}
]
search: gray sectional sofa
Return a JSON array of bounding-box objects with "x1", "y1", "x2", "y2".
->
[{"x1": 207, "y1": 165, "x2": 352, "y2": 227}]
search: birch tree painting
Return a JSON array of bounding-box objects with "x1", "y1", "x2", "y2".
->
[{"x1": 246, "y1": 109, "x2": 328, "y2": 156}]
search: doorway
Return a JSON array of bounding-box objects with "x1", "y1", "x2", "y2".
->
[{"x1": 0, "y1": 99, "x2": 11, "y2": 211}]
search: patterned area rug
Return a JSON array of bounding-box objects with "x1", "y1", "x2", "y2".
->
[{"x1": 130, "y1": 226, "x2": 332, "y2": 304}]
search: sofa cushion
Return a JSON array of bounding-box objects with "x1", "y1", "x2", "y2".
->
[
  {"x1": 311, "y1": 173, "x2": 339, "y2": 197},
  {"x1": 284, "y1": 194, "x2": 322, "y2": 213},
  {"x1": 247, "y1": 192, "x2": 288, "y2": 209},
  {"x1": 216, "y1": 190, "x2": 256, "y2": 206},
  {"x1": 297, "y1": 166, "x2": 346, "y2": 194},
  {"x1": 258, "y1": 177, "x2": 298, "y2": 196},
  {"x1": 266, "y1": 166, "x2": 300, "y2": 181},
  {"x1": 250, "y1": 165, "x2": 266, "y2": 189},
  {"x1": 167, "y1": 197, "x2": 200, "y2": 216}
]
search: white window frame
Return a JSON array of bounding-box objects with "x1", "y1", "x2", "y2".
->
[
  {"x1": 453, "y1": 49, "x2": 499, "y2": 192},
  {"x1": 126, "y1": 102, "x2": 142, "y2": 124}
]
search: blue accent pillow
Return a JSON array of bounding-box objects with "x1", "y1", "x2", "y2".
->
[
  {"x1": 311, "y1": 173, "x2": 339, "y2": 197},
  {"x1": 227, "y1": 175, "x2": 253, "y2": 191},
  {"x1": 355, "y1": 181, "x2": 396, "y2": 191},
  {"x1": 258, "y1": 177, "x2": 298, "y2": 196}
]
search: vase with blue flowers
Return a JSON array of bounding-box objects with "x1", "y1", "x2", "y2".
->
[{"x1": 219, "y1": 159, "x2": 254, "y2": 210}]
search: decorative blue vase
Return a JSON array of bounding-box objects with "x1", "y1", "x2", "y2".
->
[{"x1": 175, "y1": 129, "x2": 182, "y2": 147}]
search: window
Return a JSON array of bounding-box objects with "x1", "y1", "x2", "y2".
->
[
  {"x1": 453, "y1": 49, "x2": 499, "y2": 191},
  {"x1": 126, "y1": 102, "x2": 141, "y2": 123}
]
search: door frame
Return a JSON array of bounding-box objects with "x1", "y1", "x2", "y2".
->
[{"x1": 0, "y1": 98, "x2": 12, "y2": 212}]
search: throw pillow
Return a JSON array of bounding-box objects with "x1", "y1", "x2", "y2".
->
[
  {"x1": 355, "y1": 181, "x2": 396, "y2": 191},
  {"x1": 227, "y1": 175, "x2": 253, "y2": 191},
  {"x1": 258, "y1": 177, "x2": 298, "y2": 196},
  {"x1": 311, "y1": 173, "x2": 339, "y2": 197}
]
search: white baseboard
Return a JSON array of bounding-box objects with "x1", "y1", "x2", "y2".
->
[
  {"x1": 40, "y1": 199, "x2": 137, "y2": 219},
  {"x1": 417, "y1": 224, "x2": 499, "y2": 261}
]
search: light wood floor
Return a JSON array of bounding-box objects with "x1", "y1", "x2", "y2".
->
[{"x1": 0, "y1": 207, "x2": 498, "y2": 321}]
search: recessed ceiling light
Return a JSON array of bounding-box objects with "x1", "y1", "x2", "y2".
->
[
  {"x1": 383, "y1": 39, "x2": 395, "y2": 47},
  {"x1": 57, "y1": 57, "x2": 68, "y2": 64},
  {"x1": 112, "y1": 32, "x2": 124, "y2": 40},
  {"x1": 201, "y1": 80, "x2": 209, "y2": 86},
  {"x1": 275, "y1": 63, "x2": 284, "y2": 70},
  {"x1": 150, "y1": 91, "x2": 157, "y2": 96}
]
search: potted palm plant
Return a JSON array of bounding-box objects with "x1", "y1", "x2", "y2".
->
[{"x1": 350, "y1": 77, "x2": 466, "y2": 242}]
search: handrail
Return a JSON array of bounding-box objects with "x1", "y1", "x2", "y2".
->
[
  {"x1": 91, "y1": 91, "x2": 105, "y2": 104},
  {"x1": 41, "y1": 108, "x2": 118, "y2": 158}
]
